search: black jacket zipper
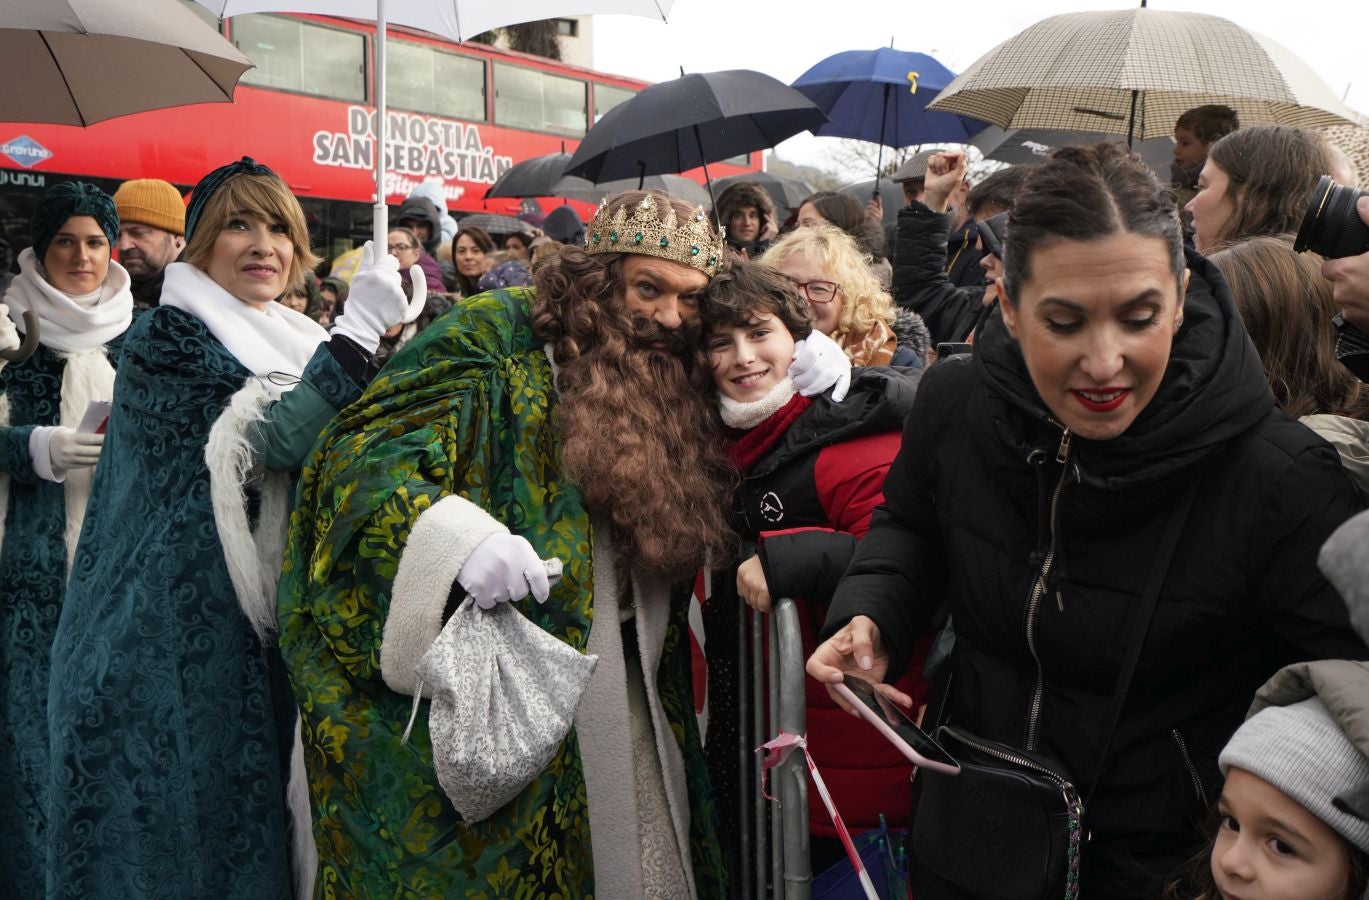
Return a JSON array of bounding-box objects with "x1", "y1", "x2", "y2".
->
[
  {"x1": 1025, "y1": 427, "x2": 1071, "y2": 751},
  {"x1": 1172, "y1": 729, "x2": 1209, "y2": 808}
]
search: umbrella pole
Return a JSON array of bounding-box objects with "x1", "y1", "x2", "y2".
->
[
  {"x1": 694, "y1": 125, "x2": 718, "y2": 213},
  {"x1": 372, "y1": 0, "x2": 389, "y2": 249},
  {"x1": 873, "y1": 84, "x2": 889, "y2": 198},
  {"x1": 1126, "y1": 87, "x2": 1138, "y2": 149}
]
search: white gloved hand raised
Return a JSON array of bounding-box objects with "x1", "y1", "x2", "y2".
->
[
  {"x1": 329, "y1": 239, "x2": 426, "y2": 353},
  {"x1": 0, "y1": 304, "x2": 19, "y2": 355},
  {"x1": 457, "y1": 532, "x2": 558, "y2": 610},
  {"x1": 49, "y1": 426, "x2": 103, "y2": 474},
  {"x1": 789, "y1": 328, "x2": 852, "y2": 402}
]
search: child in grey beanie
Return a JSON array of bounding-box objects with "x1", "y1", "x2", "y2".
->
[{"x1": 1172, "y1": 659, "x2": 1369, "y2": 900}]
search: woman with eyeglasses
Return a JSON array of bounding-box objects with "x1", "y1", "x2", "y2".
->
[
  {"x1": 762, "y1": 224, "x2": 929, "y2": 368},
  {"x1": 380, "y1": 226, "x2": 453, "y2": 363}
]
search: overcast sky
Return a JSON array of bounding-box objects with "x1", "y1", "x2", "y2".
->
[{"x1": 590, "y1": 0, "x2": 1367, "y2": 177}]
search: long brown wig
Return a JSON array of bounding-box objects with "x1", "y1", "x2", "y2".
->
[{"x1": 530, "y1": 190, "x2": 737, "y2": 577}]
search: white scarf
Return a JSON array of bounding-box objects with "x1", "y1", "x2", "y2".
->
[
  {"x1": 719, "y1": 377, "x2": 798, "y2": 430},
  {"x1": 3, "y1": 248, "x2": 133, "y2": 352},
  {"x1": 160, "y1": 262, "x2": 327, "y2": 396}
]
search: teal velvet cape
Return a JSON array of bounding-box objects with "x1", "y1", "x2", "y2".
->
[
  {"x1": 0, "y1": 337, "x2": 123, "y2": 898},
  {"x1": 45, "y1": 307, "x2": 362, "y2": 899}
]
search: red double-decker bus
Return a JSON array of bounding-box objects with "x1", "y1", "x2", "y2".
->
[{"x1": 0, "y1": 10, "x2": 760, "y2": 261}]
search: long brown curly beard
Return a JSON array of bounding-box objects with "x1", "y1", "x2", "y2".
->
[{"x1": 531, "y1": 245, "x2": 737, "y2": 578}]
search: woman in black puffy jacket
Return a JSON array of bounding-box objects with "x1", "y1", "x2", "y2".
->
[{"x1": 808, "y1": 144, "x2": 1367, "y2": 898}]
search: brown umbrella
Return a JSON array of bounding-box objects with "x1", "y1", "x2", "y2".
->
[
  {"x1": 927, "y1": 8, "x2": 1358, "y2": 142},
  {"x1": 1, "y1": 0, "x2": 253, "y2": 126}
]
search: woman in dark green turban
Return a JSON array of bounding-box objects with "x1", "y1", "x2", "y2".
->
[
  {"x1": 45, "y1": 158, "x2": 424, "y2": 899},
  {"x1": 0, "y1": 180, "x2": 134, "y2": 896}
]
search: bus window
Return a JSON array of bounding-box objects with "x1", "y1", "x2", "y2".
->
[
  {"x1": 493, "y1": 63, "x2": 587, "y2": 137},
  {"x1": 233, "y1": 15, "x2": 366, "y2": 103},
  {"x1": 594, "y1": 83, "x2": 636, "y2": 123},
  {"x1": 388, "y1": 40, "x2": 486, "y2": 122}
]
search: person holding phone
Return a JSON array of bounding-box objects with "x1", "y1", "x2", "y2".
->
[
  {"x1": 808, "y1": 144, "x2": 1367, "y2": 898},
  {"x1": 0, "y1": 181, "x2": 134, "y2": 895},
  {"x1": 698, "y1": 259, "x2": 930, "y2": 876}
]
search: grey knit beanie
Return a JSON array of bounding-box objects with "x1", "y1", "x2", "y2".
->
[{"x1": 1220, "y1": 696, "x2": 1369, "y2": 853}]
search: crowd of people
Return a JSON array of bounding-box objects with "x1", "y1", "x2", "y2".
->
[{"x1": 1, "y1": 102, "x2": 1369, "y2": 900}]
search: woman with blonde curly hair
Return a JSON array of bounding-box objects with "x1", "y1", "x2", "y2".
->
[{"x1": 762, "y1": 224, "x2": 929, "y2": 367}]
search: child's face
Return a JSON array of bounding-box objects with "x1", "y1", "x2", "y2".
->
[
  {"x1": 1173, "y1": 126, "x2": 1208, "y2": 170},
  {"x1": 1211, "y1": 768, "x2": 1353, "y2": 900},
  {"x1": 707, "y1": 312, "x2": 796, "y2": 403}
]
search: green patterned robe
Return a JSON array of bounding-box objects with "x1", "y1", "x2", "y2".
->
[{"x1": 278, "y1": 287, "x2": 725, "y2": 898}]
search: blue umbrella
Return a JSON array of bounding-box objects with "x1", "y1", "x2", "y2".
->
[{"x1": 793, "y1": 48, "x2": 990, "y2": 192}]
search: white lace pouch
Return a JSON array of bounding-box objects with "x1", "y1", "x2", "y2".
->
[{"x1": 404, "y1": 597, "x2": 598, "y2": 822}]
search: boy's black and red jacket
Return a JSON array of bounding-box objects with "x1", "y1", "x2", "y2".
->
[{"x1": 702, "y1": 365, "x2": 931, "y2": 843}]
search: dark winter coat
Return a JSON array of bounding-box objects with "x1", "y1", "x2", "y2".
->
[
  {"x1": 704, "y1": 368, "x2": 930, "y2": 852},
  {"x1": 891, "y1": 202, "x2": 985, "y2": 347},
  {"x1": 825, "y1": 250, "x2": 1368, "y2": 898},
  {"x1": 945, "y1": 219, "x2": 986, "y2": 290}
]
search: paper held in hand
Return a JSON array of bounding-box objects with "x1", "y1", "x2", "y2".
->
[{"x1": 77, "y1": 400, "x2": 112, "y2": 435}]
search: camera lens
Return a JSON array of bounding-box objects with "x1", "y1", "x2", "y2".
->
[{"x1": 1294, "y1": 175, "x2": 1369, "y2": 259}]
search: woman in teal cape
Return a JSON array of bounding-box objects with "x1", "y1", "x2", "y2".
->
[
  {"x1": 45, "y1": 160, "x2": 419, "y2": 899},
  {"x1": 0, "y1": 182, "x2": 133, "y2": 897}
]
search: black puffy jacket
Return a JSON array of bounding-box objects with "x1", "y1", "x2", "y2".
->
[
  {"x1": 826, "y1": 250, "x2": 1368, "y2": 897},
  {"x1": 891, "y1": 202, "x2": 985, "y2": 346}
]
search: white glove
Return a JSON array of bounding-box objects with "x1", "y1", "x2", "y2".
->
[
  {"x1": 789, "y1": 329, "x2": 852, "y2": 402},
  {"x1": 0, "y1": 304, "x2": 19, "y2": 355},
  {"x1": 329, "y1": 240, "x2": 426, "y2": 353},
  {"x1": 457, "y1": 532, "x2": 558, "y2": 610},
  {"x1": 49, "y1": 426, "x2": 103, "y2": 474}
]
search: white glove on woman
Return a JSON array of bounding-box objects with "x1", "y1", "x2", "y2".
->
[
  {"x1": 42, "y1": 426, "x2": 103, "y2": 479},
  {"x1": 789, "y1": 329, "x2": 852, "y2": 401},
  {"x1": 0, "y1": 304, "x2": 19, "y2": 356},
  {"x1": 457, "y1": 532, "x2": 557, "y2": 610},
  {"x1": 330, "y1": 240, "x2": 426, "y2": 353}
]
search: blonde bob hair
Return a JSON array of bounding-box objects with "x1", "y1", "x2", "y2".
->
[
  {"x1": 183, "y1": 172, "x2": 320, "y2": 291},
  {"x1": 760, "y1": 224, "x2": 896, "y2": 343}
]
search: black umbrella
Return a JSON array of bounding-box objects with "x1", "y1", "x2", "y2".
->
[
  {"x1": 484, "y1": 151, "x2": 572, "y2": 199},
  {"x1": 714, "y1": 172, "x2": 815, "y2": 213},
  {"x1": 551, "y1": 174, "x2": 712, "y2": 207},
  {"x1": 840, "y1": 177, "x2": 901, "y2": 226},
  {"x1": 563, "y1": 69, "x2": 827, "y2": 208}
]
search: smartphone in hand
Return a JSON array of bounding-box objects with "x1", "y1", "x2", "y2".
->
[
  {"x1": 77, "y1": 400, "x2": 112, "y2": 435},
  {"x1": 833, "y1": 676, "x2": 960, "y2": 776}
]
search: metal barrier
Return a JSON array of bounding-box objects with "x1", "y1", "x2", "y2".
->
[{"x1": 737, "y1": 596, "x2": 811, "y2": 899}]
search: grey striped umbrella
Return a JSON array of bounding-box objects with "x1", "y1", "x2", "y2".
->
[{"x1": 927, "y1": 8, "x2": 1357, "y2": 141}]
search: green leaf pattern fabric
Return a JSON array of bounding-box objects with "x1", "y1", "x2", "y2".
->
[{"x1": 278, "y1": 287, "x2": 725, "y2": 898}]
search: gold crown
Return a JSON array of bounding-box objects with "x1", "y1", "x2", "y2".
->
[{"x1": 585, "y1": 193, "x2": 727, "y2": 276}]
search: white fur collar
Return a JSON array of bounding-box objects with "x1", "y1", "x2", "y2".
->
[
  {"x1": 161, "y1": 262, "x2": 326, "y2": 397},
  {"x1": 719, "y1": 377, "x2": 797, "y2": 430},
  {"x1": 4, "y1": 248, "x2": 132, "y2": 352}
]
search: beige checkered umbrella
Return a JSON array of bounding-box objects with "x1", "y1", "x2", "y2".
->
[
  {"x1": 927, "y1": 8, "x2": 1357, "y2": 141},
  {"x1": 1320, "y1": 113, "x2": 1369, "y2": 185}
]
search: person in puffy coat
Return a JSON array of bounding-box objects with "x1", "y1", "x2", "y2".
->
[
  {"x1": 698, "y1": 259, "x2": 930, "y2": 877},
  {"x1": 809, "y1": 143, "x2": 1367, "y2": 898}
]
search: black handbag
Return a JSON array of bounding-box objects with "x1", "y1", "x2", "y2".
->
[{"x1": 911, "y1": 481, "x2": 1197, "y2": 900}]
